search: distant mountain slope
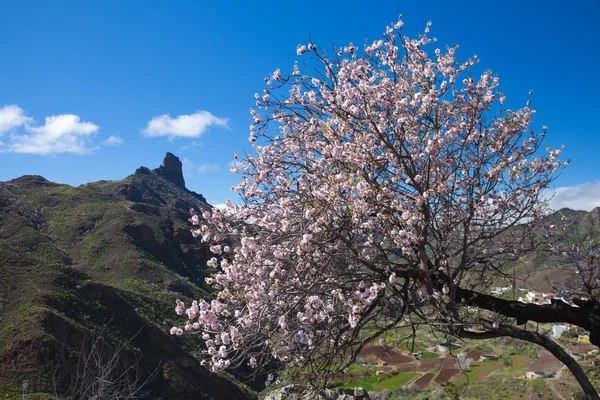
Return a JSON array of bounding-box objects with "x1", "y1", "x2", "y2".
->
[
  {"x1": 492, "y1": 207, "x2": 600, "y2": 292},
  {"x1": 0, "y1": 153, "x2": 255, "y2": 399}
]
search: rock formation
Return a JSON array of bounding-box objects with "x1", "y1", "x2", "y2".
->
[{"x1": 154, "y1": 152, "x2": 186, "y2": 189}]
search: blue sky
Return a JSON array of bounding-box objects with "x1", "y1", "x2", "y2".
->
[{"x1": 1, "y1": 0, "x2": 599, "y2": 210}]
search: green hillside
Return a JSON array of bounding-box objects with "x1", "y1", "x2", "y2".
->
[
  {"x1": 494, "y1": 207, "x2": 600, "y2": 292},
  {"x1": 0, "y1": 153, "x2": 255, "y2": 400}
]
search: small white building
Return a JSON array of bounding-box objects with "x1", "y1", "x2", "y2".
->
[
  {"x1": 519, "y1": 291, "x2": 563, "y2": 305},
  {"x1": 526, "y1": 371, "x2": 546, "y2": 379},
  {"x1": 552, "y1": 325, "x2": 567, "y2": 338},
  {"x1": 493, "y1": 286, "x2": 512, "y2": 294},
  {"x1": 526, "y1": 291, "x2": 540, "y2": 299}
]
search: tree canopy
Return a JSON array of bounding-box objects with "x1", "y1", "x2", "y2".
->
[{"x1": 172, "y1": 17, "x2": 599, "y2": 398}]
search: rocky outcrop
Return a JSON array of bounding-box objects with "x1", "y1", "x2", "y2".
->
[
  {"x1": 118, "y1": 153, "x2": 207, "y2": 205},
  {"x1": 117, "y1": 182, "x2": 143, "y2": 202},
  {"x1": 264, "y1": 385, "x2": 370, "y2": 400},
  {"x1": 124, "y1": 223, "x2": 163, "y2": 253},
  {"x1": 154, "y1": 152, "x2": 186, "y2": 189}
]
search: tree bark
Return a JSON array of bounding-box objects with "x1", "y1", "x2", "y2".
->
[{"x1": 453, "y1": 285, "x2": 600, "y2": 345}]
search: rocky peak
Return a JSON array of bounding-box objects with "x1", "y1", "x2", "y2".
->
[{"x1": 154, "y1": 152, "x2": 185, "y2": 189}]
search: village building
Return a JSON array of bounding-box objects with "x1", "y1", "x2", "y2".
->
[
  {"x1": 492, "y1": 286, "x2": 512, "y2": 294},
  {"x1": 578, "y1": 335, "x2": 591, "y2": 344},
  {"x1": 526, "y1": 371, "x2": 547, "y2": 380},
  {"x1": 552, "y1": 325, "x2": 567, "y2": 338}
]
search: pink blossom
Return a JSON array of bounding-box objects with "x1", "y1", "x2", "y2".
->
[
  {"x1": 388, "y1": 273, "x2": 397, "y2": 285},
  {"x1": 296, "y1": 45, "x2": 308, "y2": 55},
  {"x1": 175, "y1": 299, "x2": 185, "y2": 316},
  {"x1": 210, "y1": 245, "x2": 223, "y2": 255},
  {"x1": 249, "y1": 357, "x2": 258, "y2": 368}
]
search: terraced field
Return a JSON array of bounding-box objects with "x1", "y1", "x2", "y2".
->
[{"x1": 413, "y1": 373, "x2": 434, "y2": 388}]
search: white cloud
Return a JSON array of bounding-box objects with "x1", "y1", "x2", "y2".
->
[
  {"x1": 103, "y1": 135, "x2": 124, "y2": 146},
  {"x1": 11, "y1": 114, "x2": 99, "y2": 155},
  {"x1": 198, "y1": 163, "x2": 220, "y2": 174},
  {"x1": 548, "y1": 181, "x2": 600, "y2": 212},
  {"x1": 0, "y1": 105, "x2": 32, "y2": 134},
  {"x1": 142, "y1": 110, "x2": 228, "y2": 139},
  {"x1": 0, "y1": 105, "x2": 101, "y2": 155}
]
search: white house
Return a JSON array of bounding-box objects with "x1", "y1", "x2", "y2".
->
[
  {"x1": 492, "y1": 286, "x2": 512, "y2": 294},
  {"x1": 526, "y1": 371, "x2": 546, "y2": 379},
  {"x1": 552, "y1": 325, "x2": 567, "y2": 338}
]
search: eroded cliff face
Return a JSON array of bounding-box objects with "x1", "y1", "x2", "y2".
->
[{"x1": 0, "y1": 154, "x2": 255, "y2": 399}]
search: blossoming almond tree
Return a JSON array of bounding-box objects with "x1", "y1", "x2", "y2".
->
[{"x1": 172, "y1": 18, "x2": 599, "y2": 398}]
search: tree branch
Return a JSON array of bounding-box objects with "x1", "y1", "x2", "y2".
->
[
  {"x1": 453, "y1": 285, "x2": 600, "y2": 346},
  {"x1": 458, "y1": 322, "x2": 599, "y2": 400}
]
